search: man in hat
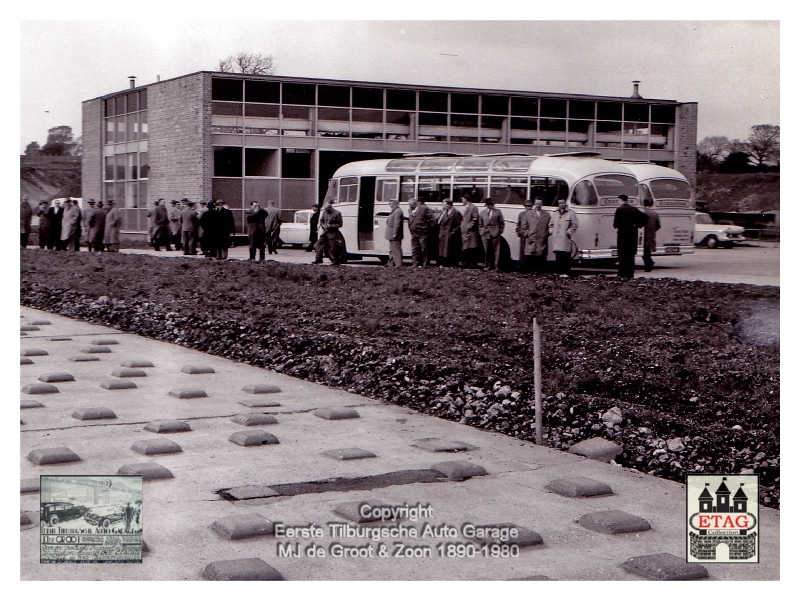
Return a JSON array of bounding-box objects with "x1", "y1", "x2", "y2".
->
[
  {"x1": 46, "y1": 199, "x2": 63, "y2": 250},
  {"x1": 20, "y1": 197, "x2": 32, "y2": 248},
  {"x1": 519, "y1": 196, "x2": 551, "y2": 272},
  {"x1": 88, "y1": 198, "x2": 106, "y2": 251},
  {"x1": 152, "y1": 198, "x2": 171, "y2": 251},
  {"x1": 199, "y1": 200, "x2": 218, "y2": 258},
  {"x1": 246, "y1": 200, "x2": 268, "y2": 262},
  {"x1": 641, "y1": 197, "x2": 661, "y2": 272},
  {"x1": 313, "y1": 199, "x2": 346, "y2": 265},
  {"x1": 460, "y1": 193, "x2": 480, "y2": 268},
  {"x1": 36, "y1": 201, "x2": 51, "y2": 249},
  {"x1": 437, "y1": 197, "x2": 462, "y2": 267},
  {"x1": 515, "y1": 198, "x2": 533, "y2": 270},
  {"x1": 307, "y1": 204, "x2": 320, "y2": 251},
  {"x1": 264, "y1": 200, "x2": 282, "y2": 255},
  {"x1": 61, "y1": 199, "x2": 82, "y2": 251},
  {"x1": 103, "y1": 199, "x2": 122, "y2": 252},
  {"x1": 384, "y1": 198, "x2": 404, "y2": 267},
  {"x1": 180, "y1": 200, "x2": 199, "y2": 255},
  {"x1": 168, "y1": 199, "x2": 182, "y2": 252},
  {"x1": 408, "y1": 195, "x2": 434, "y2": 267},
  {"x1": 550, "y1": 198, "x2": 578, "y2": 275},
  {"x1": 613, "y1": 194, "x2": 648, "y2": 278},
  {"x1": 216, "y1": 199, "x2": 235, "y2": 260},
  {"x1": 479, "y1": 197, "x2": 505, "y2": 270}
]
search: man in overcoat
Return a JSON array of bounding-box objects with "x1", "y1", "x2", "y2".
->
[
  {"x1": 641, "y1": 197, "x2": 661, "y2": 272},
  {"x1": 460, "y1": 194, "x2": 480, "y2": 268},
  {"x1": 216, "y1": 200, "x2": 235, "y2": 260},
  {"x1": 264, "y1": 200, "x2": 282, "y2": 255},
  {"x1": 408, "y1": 196, "x2": 434, "y2": 267},
  {"x1": 613, "y1": 194, "x2": 647, "y2": 278},
  {"x1": 89, "y1": 199, "x2": 106, "y2": 251},
  {"x1": 36, "y1": 201, "x2": 50, "y2": 249},
  {"x1": 21, "y1": 197, "x2": 32, "y2": 248},
  {"x1": 61, "y1": 199, "x2": 81, "y2": 251},
  {"x1": 168, "y1": 199, "x2": 182, "y2": 252},
  {"x1": 313, "y1": 199, "x2": 346, "y2": 265},
  {"x1": 153, "y1": 199, "x2": 171, "y2": 251},
  {"x1": 308, "y1": 204, "x2": 320, "y2": 251},
  {"x1": 180, "y1": 201, "x2": 199, "y2": 255},
  {"x1": 437, "y1": 198, "x2": 462, "y2": 267},
  {"x1": 103, "y1": 199, "x2": 122, "y2": 252},
  {"x1": 47, "y1": 199, "x2": 63, "y2": 250},
  {"x1": 479, "y1": 197, "x2": 505, "y2": 270},
  {"x1": 385, "y1": 198, "x2": 404, "y2": 267},
  {"x1": 550, "y1": 198, "x2": 579, "y2": 274},
  {"x1": 246, "y1": 201, "x2": 268, "y2": 262},
  {"x1": 520, "y1": 196, "x2": 551, "y2": 271}
]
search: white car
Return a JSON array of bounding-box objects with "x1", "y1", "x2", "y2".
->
[
  {"x1": 278, "y1": 209, "x2": 315, "y2": 248},
  {"x1": 693, "y1": 212, "x2": 746, "y2": 248}
]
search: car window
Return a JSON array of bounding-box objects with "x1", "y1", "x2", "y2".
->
[{"x1": 695, "y1": 213, "x2": 713, "y2": 225}]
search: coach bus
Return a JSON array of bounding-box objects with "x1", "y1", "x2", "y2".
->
[{"x1": 323, "y1": 152, "x2": 692, "y2": 265}]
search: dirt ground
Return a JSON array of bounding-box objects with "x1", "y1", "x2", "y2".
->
[{"x1": 20, "y1": 251, "x2": 780, "y2": 507}]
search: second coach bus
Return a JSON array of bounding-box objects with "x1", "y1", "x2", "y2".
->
[{"x1": 323, "y1": 152, "x2": 694, "y2": 265}]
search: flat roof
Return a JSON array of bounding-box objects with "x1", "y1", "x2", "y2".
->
[{"x1": 85, "y1": 70, "x2": 688, "y2": 105}]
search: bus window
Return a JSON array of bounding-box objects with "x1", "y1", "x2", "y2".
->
[
  {"x1": 639, "y1": 183, "x2": 653, "y2": 203},
  {"x1": 454, "y1": 177, "x2": 488, "y2": 204},
  {"x1": 338, "y1": 176, "x2": 359, "y2": 203},
  {"x1": 530, "y1": 177, "x2": 568, "y2": 206},
  {"x1": 571, "y1": 180, "x2": 598, "y2": 206},
  {"x1": 593, "y1": 173, "x2": 638, "y2": 200},
  {"x1": 649, "y1": 178, "x2": 691, "y2": 200},
  {"x1": 400, "y1": 176, "x2": 416, "y2": 202},
  {"x1": 490, "y1": 177, "x2": 527, "y2": 205},
  {"x1": 492, "y1": 156, "x2": 537, "y2": 172},
  {"x1": 376, "y1": 179, "x2": 399, "y2": 203},
  {"x1": 419, "y1": 176, "x2": 452, "y2": 202}
]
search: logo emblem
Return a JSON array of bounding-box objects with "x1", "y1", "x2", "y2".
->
[{"x1": 686, "y1": 474, "x2": 759, "y2": 563}]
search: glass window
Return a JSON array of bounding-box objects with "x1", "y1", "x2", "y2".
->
[
  {"x1": 104, "y1": 182, "x2": 115, "y2": 201},
  {"x1": 105, "y1": 119, "x2": 115, "y2": 145},
  {"x1": 353, "y1": 87, "x2": 383, "y2": 108},
  {"x1": 244, "y1": 103, "x2": 279, "y2": 118},
  {"x1": 214, "y1": 147, "x2": 243, "y2": 177},
  {"x1": 352, "y1": 109, "x2": 383, "y2": 123},
  {"x1": 490, "y1": 177, "x2": 527, "y2": 205},
  {"x1": 419, "y1": 157, "x2": 458, "y2": 172},
  {"x1": 125, "y1": 181, "x2": 138, "y2": 208},
  {"x1": 245, "y1": 148, "x2": 278, "y2": 177},
  {"x1": 139, "y1": 90, "x2": 147, "y2": 111},
  {"x1": 245, "y1": 80, "x2": 279, "y2": 103},
  {"x1": 318, "y1": 107, "x2": 350, "y2": 121},
  {"x1": 419, "y1": 112, "x2": 447, "y2": 126},
  {"x1": 540, "y1": 98, "x2": 567, "y2": 118},
  {"x1": 624, "y1": 122, "x2": 649, "y2": 135},
  {"x1": 281, "y1": 105, "x2": 311, "y2": 119},
  {"x1": 324, "y1": 178, "x2": 338, "y2": 204},
  {"x1": 127, "y1": 153, "x2": 138, "y2": 180},
  {"x1": 387, "y1": 89, "x2": 416, "y2": 110},
  {"x1": 418, "y1": 176, "x2": 452, "y2": 202},
  {"x1": 511, "y1": 97, "x2": 538, "y2": 117},
  {"x1": 115, "y1": 155, "x2": 125, "y2": 180},
  {"x1": 127, "y1": 113, "x2": 138, "y2": 141},
  {"x1": 139, "y1": 180, "x2": 148, "y2": 206},
  {"x1": 571, "y1": 180, "x2": 598, "y2": 205},
  {"x1": 140, "y1": 119, "x2": 148, "y2": 140},
  {"x1": 318, "y1": 85, "x2": 350, "y2": 107},
  {"x1": 530, "y1": 177, "x2": 568, "y2": 206},
  {"x1": 419, "y1": 91, "x2": 447, "y2": 112},
  {"x1": 451, "y1": 114, "x2": 478, "y2": 128},
  {"x1": 282, "y1": 83, "x2": 315, "y2": 105},
  {"x1": 451, "y1": 93, "x2": 479, "y2": 114},
  {"x1": 493, "y1": 156, "x2": 536, "y2": 171},
  {"x1": 569, "y1": 100, "x2": 594, "y2": 119},
  {"x1": 481, "y1": 116, "x2": 504, "y2": 130},
  {"x1": 596, "y1": 121, "x2": 622, "y2": 134},
  {"x1": 105, "y1": 98, "x2": 115, "y2": 117},
  {"x1": 511, "y1": 117, "x2": 537, "y2": 131},
  {"x1": 104, "y1": 156, "x2": 114, "y2": 181},
  {"x1": 598, "y1": 101, "x2": 622, "y2": 121},
  {"x1": 568, "y1": 120, "x2": 592, "y2": 134},
  {"x1": 695, "y1": 213, "x2": 713, "y2": 225},
  {"x1": 651, "y1": 104, "x2": 676, "y2": 123},
  {"x1": 453, "y1": 177, "x2": 487, "y2": 203},
  {"x1": 639, "y1": 183, "x2": 653, "y2": 203},
  {"x1": 624, "y1": 103, "x2": 649, "y2": 122},
  {"x1": 650, "y1": 179, "x2": 692, "y2": 200},
  {"x1": 282, "y1": 148, "x2": 312, "y2": 178},
  {"x1": 593, "y1": 174, "x2": 639, "y2": 199},
  {"x1": 115, "y1": 95, "x2": 126, "y2": 116},
  {"x1": 376, "y1": 179, "x2": 399, "y2": 202},
  {"x1": 482, "y1": 95, "x2": 509, "y2": 115},
  {"x1": 339, "y1": 177, "x2": 359, "y2": 203},
  {"x1": 454, "y1": 157, "x2": 493, "y2": 171},
  {"x1": 540, "y1": 119, "x2": 566, "y2": 132},
  {"x1": 116, "y1": 115, "x2": 126, "y2": 141},
  {"x1": 212, "y1": 78, "x2": 243, "y2": 101},
  {"x1": 139, "y1": 153, "x2": 149, "y2": 179},
  {"x1": 387, "y1": 159, "x2": 421, "y2": 173},
  {"x1": 127, "y1": 92, "x2": 139, "y2": 113},
  {"x1": 400, "y1": 176, "x2": 416, "y2": 201},
  {"x1": 212, "y1": 102, "x2": 242, "y2": 116}
]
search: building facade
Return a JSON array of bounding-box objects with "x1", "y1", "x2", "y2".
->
[{"x1": 82, "y1": 71, "x2": 698, "y2": 236}]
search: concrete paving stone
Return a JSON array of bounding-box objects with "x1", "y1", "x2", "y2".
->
[
  {"x1": 168, "y1": 388, "x2": 208, "y2": 399},
  {"x1": 578, "y1": 510, "x2": 652, "y2": 534},
  {"x1": 20, "y1": 332, "x2": 27, "y2": 336},
  {"x1": 226, "y1": 485, "x2": 279, "y2": 500},
  {"x1": 117, "y1": 462, "x2": 174, "y2": 480},
  {"x1": 509, "y1": 575, "x2": 554, "y2": 580},
  {"x1": 228, "y1": 430, "x2": 280, "y2": 447},
  {"x1": 144, "y1": 420, "x2": 192, "y2": 434},
  {"x1": 21, "y1": 478, "x2": 40, "y2": 494},
  {"x1": 50, "y1": 336, "x2": 72, "y2": 341},
  {"x1": 546, "y1": 477, "x2": 614, "y2": 498},
  {"x1": 239, "y1": 398, "x2": 281, "y2": 408},
  {"x1": 21, "y1": 511, "x2": 39, "y2": 531},
  {"x1": 91, "y1": 338, "x2": 119, "y2": 345},
  {"x1": 38, "y1": 372, "x2": 76, "y2": 383},
  {"x1": 181, "y1": 365, "x2": 215, "y2": 374},
  {"x1": 20, "y1": 357, "x2": 34, "y2": 365},
  {"x1": 81, "y1": 346, "x2": 112, "y2": 354},
  {"x1": 231, "y1": 413, "x2": 279, "y2": 426},
  {"x1": 621, "y1": 553, "x2": 709, "y2": 581},
  {"x1": 72, "y1": 407, "x2": 118, "y2": 421},
  {"x1": 203, "y1": 557, "x2": 283, "y2": 581},
  {"x1": 568, "y1": 437, "x2": 623, "y2": 463},
  {"x1": 69, "y1": 355, "x2": 100, "y2": 362},
  {"x1": 21, "y1": 349, "x2": 48, "y2": 357},
  {"x1": 412, "y1": 439, "x2": 478, "y2": 453},
  {"x1": 20, "y1": 325, "x2": 40, "y2": 332},
  {"x1": 121, "y1": 360, "x2": 155, "y2": 368},
  {"x1": 21, "y1": 399, "x2": 45, "y2": 409},
  {"x1": 429, "y1": 460, "x2": 488, "y2": 481},
  {"x1": 472, "y1": 523, "x2": 543, "y2": 547},
  {"x1": 111, "y1": 368, "x2": 148, "y2": 378},
  {"x1": 332, "y1": 499, "x2": 393, "y2": 523},
  {"x1": 142, "y1": 540, "x2": 149, "y2": 553},
  {"x1": 22, "y1": 383, "x2": 59, "y2": 395},
  {"x1": 100, "y1": 378, "x2": 137, "y2": 390},
  {"x1": 27, "y1": 447, "x2": 81, "y2": 465},
  {"x1": 242, "y1": 383, "x2": 282, "y2": 394},
  {"x1": 20, "y1": 511, "x2": 31, "y2": 526},
  {"x1": 28, "y1": 320, "x2": 51, "y2": 326},
  {"x1": 211, "y1": 514, "x2": 275, "y2": 540},
  {"x1": 322, "y1": 448, "x2": 377, "y2": 461},
  {"x1": 314, "y1": 407, "x2": 360, "y2": 420},
  {"x1": 132, "y1": 438, "x2": 183, "y2": 455}
]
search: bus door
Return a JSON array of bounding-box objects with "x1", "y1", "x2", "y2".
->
[
  {"x1": 372, "y1": 178, "x2": 399, "y2": 255},
  {"x1": 358, "y1": 176, "x2": 376, "y2": 250}
]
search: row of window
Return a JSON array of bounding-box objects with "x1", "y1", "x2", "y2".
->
[
  {"x1": 105, "y1": 113, "x2": 148, "y2": 145},
  {"x1": 104, "y1": 153, "x2": 149, "y2": 181},
  {"x1": 214, "y1": 147, "x2": 312, "y2": 179},
  {"x1": 105, "y1": 90, "x2": 148, "y2": 116},
  {"x1": 212, "y1": 77, "x2": 677, "y2": 122}
]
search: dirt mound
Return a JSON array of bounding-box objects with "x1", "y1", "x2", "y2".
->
[{"x1": 696, "y1": 173, "x2": 780, "y2": 213}]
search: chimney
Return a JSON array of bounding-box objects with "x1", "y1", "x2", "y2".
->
[
  {"x1": 631, "y1": 80, "x2": 643, "y2": 99},
  {"x1": 129, "y1": 76, "x2": 136, "y2": 89},
  {"x1": 156, "y1": 75, "x2": 161, "y2": 82}
]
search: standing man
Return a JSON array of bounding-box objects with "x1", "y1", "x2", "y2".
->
[
  {"x1": 21, "y1": 197, "x2": 32, "y2": 248},
  {"x1": 89, "y1": 199, "x2": 106, "y2": 251},
  {"x1": 196, "y1": 201, "x2": 209, "y2": 255},
  {"x1": 153, "y1": 199, "x2": 171, "y2": 251},
  {"x1": 313, "y1": 199, "x2": 346, "y2": 265},
  {"x1": 515, "y1": 199, "x2": 533, "y2": 270},
  {"x1": 36, "y1": 201, "x2": 51, "y2": 249},
  {"x1": 168, "y1": 199, "x2": 182, "y2": 252},
  {"x1": 47, "y1": 199, "x2": 63, "y2": 250},
  {"x1": 246, "y1": 200, "x2": 268, "y2": 262},
  {"x1": 216, "y1": 200, "x2": 235, "y2": 260},
  {"x1": 199, "y1": 200, "x2": 218, "y2": 258},
  {"x1": 103, "y1": 199, "x2": 122, "y2": 252},
  {"x1": 437, "y1": 198, "x2": 462, "y2": 267},
  {"x1": 460, "y1": 194, "x2": 480, "y2": 268},
  {"x1": 479, "y1": 198, "x2": 505, "y2": 270},
  {"x1": 61, "y1": 199, "x2": 81, "y2": 251},
  {"x1": 264, "y1": 200, "x2": 282, "y2": 255},
  {"x1": 384, "y1": 198, "x2": 404, "y2": 267},
  {"x1": 550, "y1": 198, "x2": 579, "y2": 275},
  {"x1": 146, "y1": 201, "x2": 156, "y2": 247},
  {"x1": 613, "y1": 194, "x2": 647, "y2": 278},
  {"x1": 641, "y1": 197, "x2": 661, "y2": 272},
  {"x1": 307, "y1": 204, "x2": 320, "y2": 252},
  {"x1": 522, "y1": 196, "x2": 551, "y2": 272},
  {"x1": 408, "y1": 196, "x2": 434, "y2": 267},
  {"x1": 81, "y1": 199, "x2": 96, "y2": 250},
  {"x1": 180, "y1": 200, "x2": 199, "y2": 255}
]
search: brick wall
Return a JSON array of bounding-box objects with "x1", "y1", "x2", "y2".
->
[
  {"x1": 81, "y1": 99, "x2": 103, "y2": 200},
  {"x1": 675, "y1": 102, "x2": 698, "y2": 189},
  {"x1": 147, "y1": 73, "x2": 212, "y2": 203}
]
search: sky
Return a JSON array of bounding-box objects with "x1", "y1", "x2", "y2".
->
[{"x1": 18, "y1": 18, "x2": 780, "y2": 153}]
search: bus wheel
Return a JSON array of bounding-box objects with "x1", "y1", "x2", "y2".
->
[{"x1": 705, "y1": 236, "x2": 718, "y2": 249}]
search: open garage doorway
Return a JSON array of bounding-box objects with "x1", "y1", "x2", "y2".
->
[{"x1": 318, "y1": 151, "x2": 403, "y2": 204}]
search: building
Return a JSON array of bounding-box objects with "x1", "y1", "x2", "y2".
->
[{"x1": 82, "y1": 72, "x2": 698, "y2": 237}]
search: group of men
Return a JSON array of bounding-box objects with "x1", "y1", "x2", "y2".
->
[
  {"x1": 613, "y1": 194, "x2": 661, "y2": 278},
  {"x1": 243, "y1": 200, "x2": 283, "y2": 262},
  {"x1": 147, "y1": 198, "x2": 239, "y2": 260},
  {"x1": 22, "y1": 196, "x2": 123, "y2": 252}
]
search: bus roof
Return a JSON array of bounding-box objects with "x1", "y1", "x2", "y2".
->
[{"x1": 619, "y1": 162, "x2": 689, "y2": 182}]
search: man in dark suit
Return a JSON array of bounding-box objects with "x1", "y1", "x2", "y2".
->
[
  {"x1": 613, "y1": 194, "x2": 648, "y2": 278},
  {"x1": 408, "y1": 196, "x2": 434, "y2": 267},
  {"x1": 479, "y1": 197, "x2": 505, "y2": 270},
  {"x1": 307, "y1": 204, "x2": 320, "y2": 252},
  {"x1": 180, "y1": 200, "x2": 199, "y2": 255},
  {"x1": 264, "y1": 200, "x2": 282, "y2": 254},
  {"x1": 46, "y1": 200, "x2": 63, "y2": 250},
  {"x1": 313, "y1": 199, "x2": 346, "y2": 264},
  {"x1": 246, "y1": 201, "x2": 268, "y2": 262}
]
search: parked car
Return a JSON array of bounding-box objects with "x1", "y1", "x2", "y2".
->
[
  {"x1": 278, "y1": 209, "x2": 314, "y2": 248},
  {"x1": 84, "y1": 504, "x2": 126, "y2": 528},
  {"x1": 693, "y1": 212, "x2": 746, "y2": 248},
  {"x1": 41, "y1": 502, "x2": 87, "y2": 526}
]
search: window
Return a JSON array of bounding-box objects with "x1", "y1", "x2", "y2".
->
[
  {"x1": 115, "y1": 155, "x2": 125, "y2": 181},
  {"x1": 127, "y1": 113, "x2": 138, "y2": 141},
  {"x1": 650, "y1": 179, "x2": 691, "y2": 200},
  {"x1": 571, "y1": 180, "x2": 598, "y2": 205},
  {"x1": 695, "y1": 213, "x2": 713, "y2": 225},
  {"x1": 105, "y1": 98, "x2": 115, "y2": 117},
  {"x1": 453, "y1": 177, "x2": 487, "y2": 203},
  {"x1": 651, "y1": 105, "x2": 676, "y2": 123},
  {"x1": 245, "y1": 148, "x2": 278, "y2": 177},
  {"x1": 593, "y1": 174, "x2": 638, "y2": 199},
  {"x1": 540, "y1": 119, "x2": 566, "y2": 132},
  {"x1": 352, "y1": 87, "x2": 383, "y2": 108},
  {"x1": 319, "y1": 85, "x2": 350, "y2": 107},
  {"x1": 598, "y1": 102, "x2": 623, "y2": 121},
  {"x1": 419, "y1": 176, "x2": 452, "y2": 202},
  {"x1": 352, "y1": 109, "x2": 383, "y2": 123},
  {"x1": 339, "y1": 177, "x2": 359, "y2": 203},
  {"x1": 511, "y1": 97, "x2": 538, "y2": 117},
  {"x1": 419, "y1": 112, "x2": 447, "y2": 126},
  {"x1": 482, "y1": 95, "x2": 509, "y2": 115},
  {"x1": 318, "y1": 107, "x2": 350, "y2": 121},
  {"x1": 214, "y1": 147, "x2": 243, "y2": 177},
  {"x1": 639, "y1": 183, "x2": 653, "y2": 203},
  {"x1": 139, "y1": 153, "x2": 149, "y2": 179},
  {"x1": 282, "y1": 148, "x2": 312, "y2": 178},
  {"x1": 400, "y1": 176, "x2": 416, "y2": 201},
  {"x1": 140, "y1": 118, "x2": 147, "y2": 140},
  {"x1": 105, "y1": 119, "x2": 115, "y2": 145},
  {"x1": 139, "y1": 89, "x2": 147, "y2": 110},
  {"x1": 245, "y1": 104, "x2": 279, "y2": 118},
  {"x1": 569, "y1": 100, "x2": 594, "y2": 119},
  {"x1": 376, "y1": 179, "x2": 398, "y2": 202},
  {"x1": 540, "y1": 98, "x2": 566, "y2": 118},
  {"x1": 451, "y1": 93, "x2": 479, "y2": 114},
  {"x1": 281, "y1": 105, "x2": 311, "y2": 120},
  {"x1": 530, "y1": 177, "x2": 568, "y2": 206},
  {"x1": 387, "y1": 89, "x2": 416, "y2": 110},
  {"x1": 116, "y1": 115, "x2": 126, "y2": 142},
  {"x1": 127, "y1": 153, "x2": 138, "y2": 180},
  {"x1": 212, "y1": 78, "x2": 243, "y2": 101},
  {"x1": 127, "y1": 92, "x2": 139, "y2": 112},
  {"x1": 624, "y1": 103, "x2": 649, "y2": 122},
  {"x1": 213, "y1": 102, "x2": 243, "y2": 116},
  {"x1": 245, "y1": 80, "x2": 279, "y2": 103},
  {"x1": 115, "y1": 95, "x2": 126, "y2": 116},
  {"x1": 282, "y1": 83, "x2": 315, "y2": 105},
  {"x1": 419, "y1": 91, "x2": 447, "y2": 112},
  {"x1": 104, "y1": 156, "x2": 114, "y2": 181},
  {"x1": 490, "y1": 177, "x2": 527, "y2": 205}
]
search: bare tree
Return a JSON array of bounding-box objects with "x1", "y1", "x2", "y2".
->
[
  {"x1": 697, "y1": 136, "x2": 731, "y2": 164},
  {"x1": 218, "y1": 52, "x2": 276, "y2": 75},
  {"x1": 746, "y1": 124, "x2": 780, "y2": 167}
]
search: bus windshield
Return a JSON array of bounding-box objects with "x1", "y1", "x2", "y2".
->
[
  {"x1": 593, "y1": 174, "x2": 639, "y2": 199},
  {"x1": 649, "y1": 178, "x2": 692, "y2": 200}
]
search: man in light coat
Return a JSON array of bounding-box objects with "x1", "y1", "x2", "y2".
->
[
  {"x1": 103, "y1": 199, "x2": 122, "y2": 252},
  {"x1": 437, "y1": 198, "x2": 462, "y2": 267},
  {"x1": 180, "y1": 200, "x2": 199, "y2": 256},
  {"x1": 264, "y1": 200, "x2": 282, "y2": 255},
  {"x1": 550, "y1": 198, "x2": 579, "y2": 275},
  {"x1": 61, "y1": 199, "x2": 82, "y2": 251},
  {"x1": 479, "y1": 197, "x2": 505, "y2": 270},
  {"x1": 519, "y1": 196, "x2": 551, "y2": 271},
  {"x1": 460, "y1": 194, "x2": 480, "y2": 268},
  {"x1": 89, "y1": 199, "x2": 106, "y2": 251},
  {"x1": 384, "y1": 198, "x2": 404, "y2": 267},
  {"x1": 168, "y1": 199, "x2": 182, "y2": 252}
]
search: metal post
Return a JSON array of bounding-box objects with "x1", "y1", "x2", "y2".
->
[{"x1": 533, "y1": 317, "x2": 542, "y2": 445}]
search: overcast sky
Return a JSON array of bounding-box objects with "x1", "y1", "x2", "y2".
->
[{"x1": 19, "y1": 19, "x2": 779, "y2": 153}]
